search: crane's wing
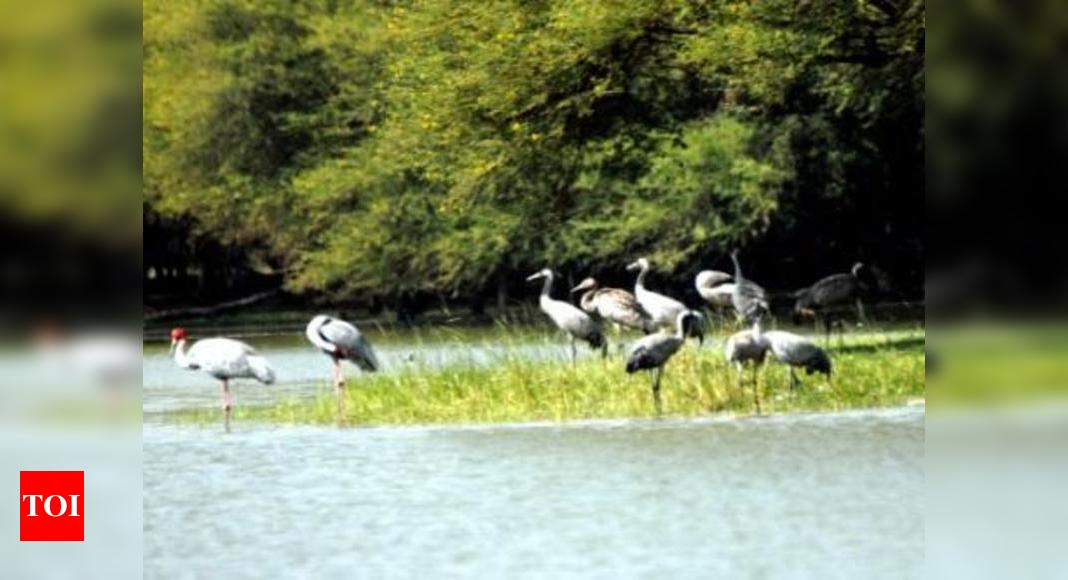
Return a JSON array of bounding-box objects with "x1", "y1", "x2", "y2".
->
[
  {"x1": 809, "y1": 273, "x2": 858, "y2": 305},
  {"x1": 732, "y1": 280, "x2": 769, "y2": 319},
  {"x1": 544, "y1": 299, "x2": 604, "y2": 347},
  {"x1": 187, "y1": 338, "x2": 257, "y2": 378},
  {"x1": 695, "y1": 270, "x2": 732, "y2": 291},
  {"x1": 595, "y1": 288, "x2": 652, "y2": 330},
  {"x1": 320, "y1": 318, "x2": 380, "y2": 371}
]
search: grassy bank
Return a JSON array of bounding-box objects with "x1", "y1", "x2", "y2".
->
[{"x1": 168, "y1": 328, "x2": 925, "y2": 426}]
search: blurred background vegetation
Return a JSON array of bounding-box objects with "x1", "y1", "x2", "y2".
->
[{"x1": 143, "y1": 0, "x2": 924, "y2": 316}]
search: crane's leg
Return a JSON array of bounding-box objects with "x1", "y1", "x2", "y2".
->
[
  {"x1": 334, "y1": 360, "x2": 345, "y2": 419},
  {"x1": 650, "y1": 368, "x2": 663, "y2": 416},
  {"x1": 735, "y1": 363, "x2": 744, "y2": 392},
  {"x1": 752, "y1": 365, "x2": 762, "y2": 415},
  {"x1": 220, "y1": 379, "x2": 232, "y2": 430},
  {"x1": 790, "y1": 368, "x2": 800, "y2": 391},
  {"x1": 570, "y1": 337, "x2": 577, "y2": 365},
  {"x1": 220, "y1": 379, "x2": 233, "y2": 411},
  {"x1": 333, "y1": 359, "x2": 345, "y2": 390},
  {"x1": 856, "y1": 299, "x2": 867, "y2": 327}
]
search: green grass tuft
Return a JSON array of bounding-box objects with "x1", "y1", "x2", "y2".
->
[{"x1": 166, "y1": 328, "x2": 925, "y2": 427}]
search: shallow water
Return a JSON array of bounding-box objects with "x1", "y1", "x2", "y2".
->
[
  {"x1": 143, "y1": 406, "x2": 923, "y2": 578},
  {"x1": 142, "y1": 329, "x2": 589, "y2": 413}
]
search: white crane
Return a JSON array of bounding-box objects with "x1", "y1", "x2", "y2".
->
[
  {"x1": 762, "y1": 330, "x2": 833, "y2": 390},
  {"x1": 695, "y1": 270, "x2": 734, "y2": 308},
  {"x1": 724, "y1": 319, "x2": 771, "y2": 414},
  {"x1": 625, "y1": 311, "x2": 700, "y2": 414},
  {"x1": 170, "y1": 327, "x2": 275, "y2": 426},
  {"x1": 626, "y1": 258, "x2": 704, "y2": 344},
  {"x1": 527, "y1": 269, "x2": 606, "y2": 363},
  {"x1": 306, "y1": 314, "x2": 380, "y2": 416}
]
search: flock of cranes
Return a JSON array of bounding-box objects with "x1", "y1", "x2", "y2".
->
[
  {"x1": 168, "y1": 254, "x2": 872, "y2": 423},
  {"x1": 531, "y1": 253, "x2": 842, "y2": 412}
]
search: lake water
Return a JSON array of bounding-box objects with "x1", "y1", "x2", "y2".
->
[{"x1": 143, "y1": 327, "x2": 923, "y2": 578}]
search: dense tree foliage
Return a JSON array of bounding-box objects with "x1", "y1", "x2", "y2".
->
[{"x1": 144, "y1": 0, "x2": 923, "y2": 306}]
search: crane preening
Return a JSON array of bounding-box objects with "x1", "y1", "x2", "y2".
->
[
  {"x1": 170, "y1": 327, "x2": 276, "y2": 428},
  {"x1": 306, "y1": 315, "x2": 380, "y2": 417}
]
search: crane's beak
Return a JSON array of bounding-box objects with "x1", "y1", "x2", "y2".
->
[
  {"x1": 525, "y1": 272, "x2": 543, "y2": 282},
  {"x1": 625, "y1": 261, "x2": 640, "y2": 272},
  {"x1": 570, "y1": 280, "x2": 592, "y2": 293},
  {"x1": 169, "y1": 339, "x2": 177, "y2": 355}
]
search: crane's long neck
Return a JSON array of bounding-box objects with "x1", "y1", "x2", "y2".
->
[
  {"x1": 674, "y1": 313, "x2": 689, "y2": 339},
  {"x1": 635, "y1": 264, "x2": 648, "y2": 292},
  {"x1": 539, "y1": 273, "x2": 554, "y2": 299},
  {"x1": 579, "y1": 289, "x2": 598, "y2": 313},
  {"x1": 173, "y1": 340, "x2": 193, "y2": 369},
  {"x1": 306, "y1": 318, "x2": 337, "y2": 353},
  {"x1": 751, "y1": 317, "x2": 764, "y2": 342},
  {"x1": 731, "y1": 254, "x2": 745, "y2": 283}
]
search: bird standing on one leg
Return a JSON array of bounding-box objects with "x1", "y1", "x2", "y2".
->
[
  {"x1": 625, "y1": 311, "x2": 700, "y2": 415},
  {"x1": 306, "y1": 315, "x2": 380, "y2": 419},
  {"x1": 527, "y1": 269, "x2": 606, "y2": 364}
]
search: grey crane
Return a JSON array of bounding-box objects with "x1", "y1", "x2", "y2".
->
[
  {"x1": 762, "y1": 330, "x2": 832, "y2": 390},
  {"x1": 730, "y1": 251, "x2": 770, "y2": 325},
  {"x1": 527, "y1": 269, "x2": 606, "y2": 363},
  {"x1": 626, "y1": 258, "x2": 704, "y2": 344},
  {"x1": 570, "y1": 277, "x2": 655, "y2": 334},
  {"x1": 793, "y1": 262, "x2": 871, "y2": 337},
  {"x1": 724, "y1": 319, "x2": 770, "y2": 414},
  {"x1": 306, "y1": 314, "x2": 380, "y2": 416},
  {"x1": 170, "y1": 327, "x2": 275, "y2": 428},
  {"x1": 625, "y1": 310, "x2": 701, "y2": 414}
]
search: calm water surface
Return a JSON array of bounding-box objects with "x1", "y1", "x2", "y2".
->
[
  {"x1": 143, "y1": 406, "x2": 923, "y2": 579},
  {"x1": 143, "y1": 327, "x2": 923, "y2": 578}
]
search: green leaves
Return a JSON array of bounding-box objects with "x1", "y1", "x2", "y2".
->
[{"x1": 145, "y1": 0, "x2": 924, "y2": 302}]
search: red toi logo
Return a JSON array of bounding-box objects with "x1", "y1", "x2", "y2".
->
[{"x1": 19, "y1": 471, "x2": 84, "y2": 541}]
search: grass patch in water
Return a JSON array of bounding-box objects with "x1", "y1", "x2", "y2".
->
[{"x1": 165, "y1": 328, "x2": 925, "y2": 426}]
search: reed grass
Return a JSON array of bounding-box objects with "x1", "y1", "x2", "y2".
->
[{"x1": 167, "y1": 327, "x2": 925, "y2": 426}]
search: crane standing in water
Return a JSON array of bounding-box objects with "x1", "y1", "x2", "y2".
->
[
  {"x1": 527, "y1": 269, "x2": 606, "y2": 363},
  {"x1": 170, "y1": 327, "x2": 275, "y2": 428},
  {"x1": 306, "y1": 314, "x2": 380, "y2": 417}
]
